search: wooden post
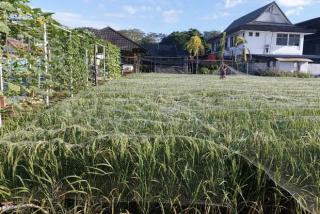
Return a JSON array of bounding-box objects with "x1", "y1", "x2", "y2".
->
[
  {"x1": 103, "y1": 46, "x2": 106, "y2": 77},
  {"x1": 69, "y1": 32, "x2": 74, "y2": 97},
  {"x1": 0, "y1": 63, "x2": 3, "y2": 92},
  {"x1": 94, "y1": 44, "x2": 98, "y2": 86},
  {"x1": 0, "y1": 96, "x2": 5, "y2": 127},
  {"x1": 43, "y1": 23, "x2": 49, "y2": 105},
  {"x1": 85, "y1": 49, "x2": 89, "y2": 87}
]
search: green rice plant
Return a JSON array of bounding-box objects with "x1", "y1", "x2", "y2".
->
[{"x1": 0, "y1": 73, "x2": 320, "y2": 213}]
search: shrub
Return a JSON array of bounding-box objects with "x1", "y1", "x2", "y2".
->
[
  {"x1": 199, "y1": 64, "x2": 219, "y2": 74},
  {"x1": 199, "y1": 67, "x2": 211, "y2": 74},
  {"x1": 258, "y1": 70, "x2": 312, "y2": 78},
  {"x1": 105, "y1": 42, "x2": 121, "y2": 78}
]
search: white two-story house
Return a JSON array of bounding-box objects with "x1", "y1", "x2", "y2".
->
[{"x1": 210, "y1": 1, "x2": 316, "y2": 73}]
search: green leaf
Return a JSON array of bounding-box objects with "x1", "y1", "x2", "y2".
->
[
  {"x1": 7, "y1": 82, "x2": 21, "y2": 95},
  {"x1": 0, "y1": 21, "x2": 10, "y2": 34},
  {"x1": 0, "y1": 2, "x2": 16, "y2": 12}
]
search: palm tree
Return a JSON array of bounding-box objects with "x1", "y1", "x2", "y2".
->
[
  {"x1": 219, "y1": 32, "x2": 227, "y2": 79},
  {"x1": 235, "y1": 35, "x2": 251, "y2": 74},
  {"x1": 186, "y1": 36, "x2": 204, "y2": 74}
]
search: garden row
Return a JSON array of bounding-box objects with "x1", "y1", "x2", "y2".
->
[{"x1": 0, "y1": 0, "x2": 121, "y2": 125}]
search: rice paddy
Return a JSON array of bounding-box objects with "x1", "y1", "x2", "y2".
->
[{"x1": 0, "y1": 73, "x2": 319, "y2": 213}]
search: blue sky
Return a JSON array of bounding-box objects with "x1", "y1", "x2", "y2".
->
[{"x1": 29, "y1": 0, "x2": 320, "y2": 34}]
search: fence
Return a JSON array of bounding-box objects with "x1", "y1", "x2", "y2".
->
[{"x1": 141, "y1": 56, "x2": 233, "y2": 74}]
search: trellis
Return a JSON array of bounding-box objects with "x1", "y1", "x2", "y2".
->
[{"x1": 0, "y1": 1, "x2": 121, "y2": 126}]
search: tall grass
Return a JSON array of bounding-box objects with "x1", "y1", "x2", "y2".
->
[{"x1": 0, "y1": 73, "x2": 319, "y2": 213}]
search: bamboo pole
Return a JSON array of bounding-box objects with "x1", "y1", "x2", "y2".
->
[
  {"x1": 103, "y1": 46, "x2": 106, "y2": 77},
  {"x1": 43, "y1": 23, "x2": 49, "y2": 106},
  {"x1": 0, "y1": 63, "x2": 3, "y2": 92},
  {"x1": 0, "y1": 62, "x2": 3, "y2": 128},
  {"x1": 69, "y1": 32, "x2": 73, "y2": 97},
  {"x1": 85, "y1": 49, "x2": 89, "y2": 87},
  {"x1": 94, "y1": 44, "x2": 97, "y2": 86}
]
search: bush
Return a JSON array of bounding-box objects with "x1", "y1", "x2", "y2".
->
[
  {"x1": 199, "y1": 67, "x2": 211, "y2": 74},
  {"x1": 258, "y1": 70, "x2": 312, "y2": 78},
  {"x1": 199, "y1": 64, "x2": 219, "y2": 74},
  {"x1": 105, "y1": 42, "x2": 121, "y2": 78}
]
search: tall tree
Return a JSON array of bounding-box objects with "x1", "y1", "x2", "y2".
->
[
  {"x1": 141, "y1": 32, "x2": 166, "y2": 45},
  {"x1": 203, "y1": 30, "x2": 221, "y2": 41},
  {"x1": 118, "y1": 29, "x2": 145, "y2": 43},
  {"x1": 235, "y1": 35, "x2": 250, "y2": 74},
  {"x1": 219, "y1": 32, "x2": 227, "y2": 79},
  {"x1": 186, "y1": 35, "x2": 204, "y2": 74},
  {"x1": 161, "y1": 29, "x2": 204, "y2": 52}
]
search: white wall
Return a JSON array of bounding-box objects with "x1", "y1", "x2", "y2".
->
[
  {"x1": 255, "y1": 4, "x2": 290, "y2": 24},
  {"x1": 227, "y1": 31, "x2": 305, "y2": 56},
  {"x1": 308, "y1": 64, "x2": 320, "y2": 76},
  {"x1": 276, "y1": 61, "x2": 309, "y2": 73}
]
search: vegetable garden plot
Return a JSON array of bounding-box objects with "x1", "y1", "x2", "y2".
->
[
  {"x1": 0, "y1": 73, "x2": 319, "y2": 213},
  {"x1": 0, "y1": 0, "x2": 121, "y2": 126}
]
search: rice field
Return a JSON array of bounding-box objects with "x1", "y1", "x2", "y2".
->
[{"x1": 0, "y1": 73, "x2": 319, "y2": 213}]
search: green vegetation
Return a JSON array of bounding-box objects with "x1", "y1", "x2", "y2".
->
[
  {"x1": 105, "y1": 42, "x2": 121, "y2": 79},
  {"x1": 256, "y1": 70, "x2": 312, "y2": 78},
  {"x1": 186, "y1": 36, "x2": 205, "y2": 74},
  {"x1": 0, "y1": 73, "x2": 319, "y2": 213},
  {"x1": 0, "y1": 0, "x2": 121, "y2": 125}
]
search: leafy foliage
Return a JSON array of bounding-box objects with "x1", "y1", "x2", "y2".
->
[
  {"x1": 0, "y1": 0, "x2": 122, "y2": 101},
  {"x1": 105, "y1": 42, "x2": 121, "y2": 78},
  {"x1": 186, "y1": 36, "x2": 204, "y2": 57}
]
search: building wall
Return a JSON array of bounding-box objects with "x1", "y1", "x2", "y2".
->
[
  {"x1": 255, "y1": 4, "x2": 289, "y2": 24},
  {"x1": 275, "y1": 61, "x2": 308, "y2": 73},
  {"x1": 309, "y1": 63, "x2": 320, "y2": 76},
  {"x1": 227, "y1": 31, "x2": 305, "y2": 56}
]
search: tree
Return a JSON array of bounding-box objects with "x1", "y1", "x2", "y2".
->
[
  {"x1": 219, "y1": 32, "x2": 227, "y2": 79},
  {"x1": 235, "y1": 35, "x2": 250, "y2": 74},
  {"x1": 141, "y1": 32, "x2": 166, "y2": 45},
  {"x1": 118, "y1": 29, "x2": 145, "y2": 43},
  {"x1": 186, "y1": 35, "x2": 204, "y2": 74},
  {"x1": 203, "y1": 30, "x2": 221, "y2": 41},
  {"x1": 161, "y1": 29, "x2": 206, "y2": 55}
]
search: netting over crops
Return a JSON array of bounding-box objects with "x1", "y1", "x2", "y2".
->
[{"x1": 0, "y1": 74, "x2": 319, "y2": 213}]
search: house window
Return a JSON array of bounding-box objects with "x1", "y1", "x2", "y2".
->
[
  {"x1": 249, "y1": 32, "x2": 253, "y2": 37},
  {"x1": 289, "y1": 34, "x2": 300, "y2": 46},
  {"x1": 276, "y1": 34, "x2": 288, "y2": 46},
  {"x1": 256, "y1": 32, "x2": 260, "y2": 37}
]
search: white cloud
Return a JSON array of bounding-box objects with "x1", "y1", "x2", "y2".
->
[
  {"x1": 225, "y1": 0, "x2": 244, "y2": 8},
  {"x1": 123, "y1": 5, "x2": 137, "y2": 15},
  {"x1": 53, "y1": 12, "x2": 115, "y2": 29},
  {"x1": 276, "y1": 0, "x2": 317, "y2": 17},
  {"x1": 123, "y1": 5, "x2": 154, "y2": 16},
  {"x1": 277, "y1": 0, "x2": 313, "y2": 7},
  {"x1": 162, "y1": 10, "x2": 181, "y2": 23},
  {"x1": 201, "y1": 11, "x2": 230, "y2": 21},
  {"x1": 104, "y1": 12, "x2": 126, "y2": 18},
  {"x1": 285, "y1": 6, "x2": 304, "y2": 16}
]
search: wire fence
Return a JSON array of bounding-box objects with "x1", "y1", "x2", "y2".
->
[{"x1": 141, "y1": 56, "x2": 234, "y2": 74}]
